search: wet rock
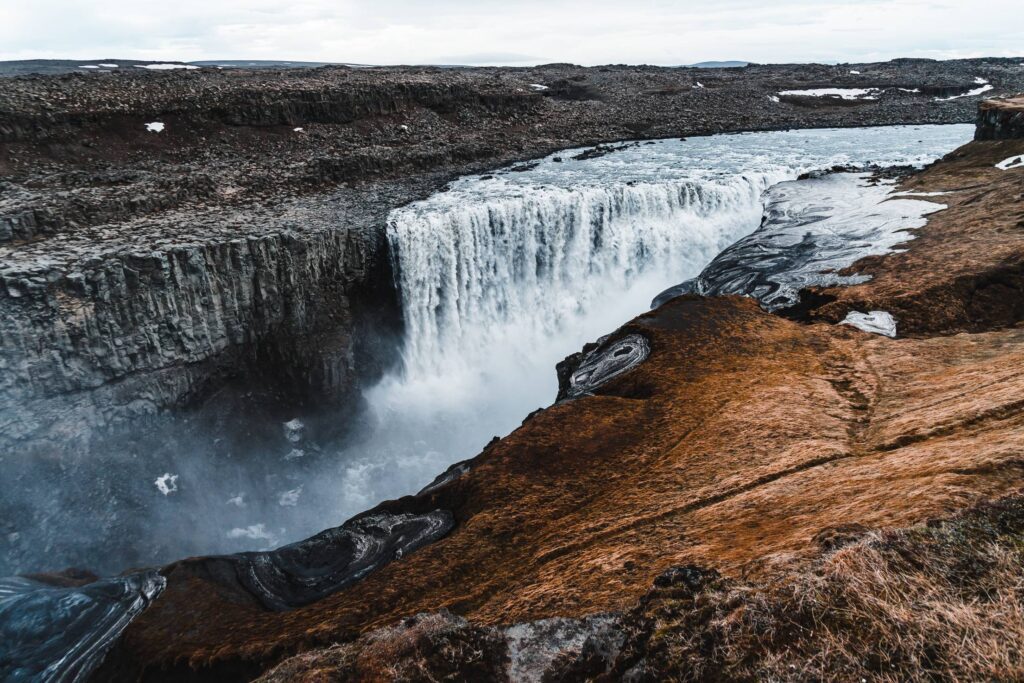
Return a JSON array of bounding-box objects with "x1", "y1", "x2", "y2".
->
[
  {"x1": 559, "y1": 333, "x2": 650, "y2": 400},
  {"x1": 183, "y1": 510, "x2": 454, "y2": 611},
  {"x1": 655, "y1": 173, "x2": 945, "y2": 312},
  {"x1": 0, "y1": 570, "x2": 164, "y2": 682}
]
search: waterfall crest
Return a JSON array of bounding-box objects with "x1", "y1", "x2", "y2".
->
[{"x1": 389, "y1": 173, "x2": 781, "y2": 380}]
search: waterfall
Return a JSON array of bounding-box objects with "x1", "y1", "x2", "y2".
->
[
  {"x1": 388, "y1": 173, "x2": 785, "y2": 382},
  {"x1": 146, "y1": 124, "x2": 977, "y2": 563}
]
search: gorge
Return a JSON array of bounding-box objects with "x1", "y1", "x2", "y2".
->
[{"x1": 2, "y1": 58, "x2": 1024, "y2": 682}]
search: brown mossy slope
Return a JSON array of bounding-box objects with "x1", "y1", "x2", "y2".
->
[
  {"x1": 257, "y1": 492, "x2": 1024, "y2": 682},
  {"x1": 808, "y1": 135, "x2": 1024, "y2": 335},
  {"x1": 104, "y1": 291, "x2": 1024, "y2": 678}
]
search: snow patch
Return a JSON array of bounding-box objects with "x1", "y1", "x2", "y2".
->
[
  {"x1": 694, "y1": 82, "x2": 705, "y2": 89},
  {"x1": 144, "y1": 122, "x2": 164, "y2": 133},
  {"x1": 283, "y1": 418, "x2": 305, "y2": 443},
  {"x1": 78, "y1": 65, "x2": 99, "y2": 69},
  {"x1": 996, "y1": 155, "x2": 1024, "y2": 170},
  {"x1": 768, "y1": 95, "x2": 780, "y2": 103},
  {"x1": 528, "y1": 83, "x2": 548, "y2": 91},
  {"x1": 778, "y1": 88, "x2": 880, "y2": 100},
  {"x1": 841, "y1": 310, "x2": 897, "y2": 338},
  {"x1": 134, "y1": 63, "x2": 199, "y2": 71},
  {"x1": 98, "y1": 63, "x2": 118, "y2": 68},
  {"x1": 849, "y1": 70, "x2": 861, "y2": 74},
  {"x1": 934, "y1": 83, "x2": 993, "y2": 101},
  {"x1": 154, "y1": 473, "x2": 179, "y2": 496},
  {"x1": 293, "y1": 126, "x2": 304, "y2": 132}
]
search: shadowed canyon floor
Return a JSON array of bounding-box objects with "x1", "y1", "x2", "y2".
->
[{"x1": 92, "y1": 121, "x2": 1024, "y2": 680}]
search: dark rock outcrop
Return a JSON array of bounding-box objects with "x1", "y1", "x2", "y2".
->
[
  {"x1": 977, "y1": 95, "x2": 1024, "y2": 139},
  {"x1": 182, "y1": 510, "x2": 454, "y2": 611},
  {"x1": 0, "y1": 570, "x2": 164, "y2": 682},
  {"x1": 0, "y1": 201, "x2": 400, "y2": 453}
]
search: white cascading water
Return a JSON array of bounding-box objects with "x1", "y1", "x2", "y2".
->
[{"x1": 282, "y1": 125, "x2": 976, "y2": 544}]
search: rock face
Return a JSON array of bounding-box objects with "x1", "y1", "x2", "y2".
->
[
  {"x1": 976, "y1": 95, "x2": 1024, "y2": 139},
  {"x1": 0, "y1": 201, "x2": 399, "y2": 452},
  {"x1": 182, "y1": 510, "x2": 454, "y2": 611},
  {"x1": 0, "y1": 570, "x2": 165, "y2": 682}
]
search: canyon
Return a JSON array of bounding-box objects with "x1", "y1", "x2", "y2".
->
[{"x1": 2, "y1": 59, "x2": 1024, "y2": 681}]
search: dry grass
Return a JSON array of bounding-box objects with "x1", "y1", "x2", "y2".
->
[{"x1": 619, "y1": 494, "x2": 1024, "y2": 682}]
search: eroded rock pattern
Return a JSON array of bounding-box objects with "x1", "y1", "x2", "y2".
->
[
  {"x1": 186, "y1": 510, "x2": 454, "y2": 611},
  {"x1": 0, "y1": 571, "x2": 164, "y2": 682},
  {"x1": 652, "y1": 173, "x2": 946, "y2": 311},
  {"x1": 564, "y1": 334, "x2": 650, "y2": 399}
]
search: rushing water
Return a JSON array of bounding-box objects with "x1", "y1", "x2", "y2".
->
[
  {"x1": 320, "y1": 125, "x2": 973, "y2": 526},
  {"x1": 1, "y1": 125, "x2": 974, "y2": 582}
]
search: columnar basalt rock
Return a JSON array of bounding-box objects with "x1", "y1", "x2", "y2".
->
[
  {"x1": 976, "y1": 96, "x2": 1024, "y2": 139},
  {"x1": 0, "y1": 200, "x2": 399, "y2": 452}
]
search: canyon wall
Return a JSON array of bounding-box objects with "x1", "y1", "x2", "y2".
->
[
  {"x1": 0, "y1": 210, "x2": 399, "y2": 452},
  {"x1": 976, "y1": 95, "x2": 1024, "y2": 139}
]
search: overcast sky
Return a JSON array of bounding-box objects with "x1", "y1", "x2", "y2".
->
[{"x1": 1, "y1": 0, "x2": 1021, "y2": 66}]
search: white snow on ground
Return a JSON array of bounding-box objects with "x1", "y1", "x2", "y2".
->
[
  {"x1": 78, "y1": 65, "x2": 99, "y2": 69},
  {"x1": 98, "y1": 63, "x2": 118, "y2": 68},
  {"x1": 899, "y1": 88, "x2": 921, "y2": 93},
  {"x1": 975, "y1": 77, "x2": 990, "y2": 84},
  {"x1": 850, "y1": 70, "x2": 861, "y2": 74},
  {"x1": 934, "y1": 82, "x2": 993, "y2": 101},
  {"x1": 144, "y1": 122, "x2": 165, "y2": 133},
  {"x1": 778, "y1": 88, "x2": 880, "y2": 100},
  {"x1": 528, "y1": 83, "x2": 548, "y2": 91},
  {"x1": 892, "y1": 190, "x2": 950, "y2": 197},
  {"x1": 768, "y1": 95, "x2": 780, "y2": 103},
  {"x1": 293, "y1": 127, "x2": 304, "y2": 132},
  {"x1": 134, "y1": 63, "x2": 200, "y2": 70},
  {"x1": 841, "y1": 310, "x2": 897, "y2": 338},
  {"x1": 154, "y1": 473, "x2": 179, "y2": 496},
  {"x1": 996, "y1": 155, "x2": 1024, "y2": 170},
  {"x1": 694, "y1": 82, "x2": 705, "y2": 88}
]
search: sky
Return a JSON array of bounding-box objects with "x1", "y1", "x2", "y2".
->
[{"x1": 1, "y1": 0, "x2": 1021, "y2": 66}]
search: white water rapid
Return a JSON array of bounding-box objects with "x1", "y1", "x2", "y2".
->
[{"x1": 312, "y1": 124, "x2": 972, "y2": 528}]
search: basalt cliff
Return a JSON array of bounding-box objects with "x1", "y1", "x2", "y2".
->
[{"x1": 3, "y1": 61, "x2": 1024, "y2": 682}]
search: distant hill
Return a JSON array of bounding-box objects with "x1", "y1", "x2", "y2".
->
[
  {"x1": 0, "y1": 59, "x2": 372, "y2": 77},
  {"x1": 687, "y1": 60, "x2": 750, "y2": 68}
]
